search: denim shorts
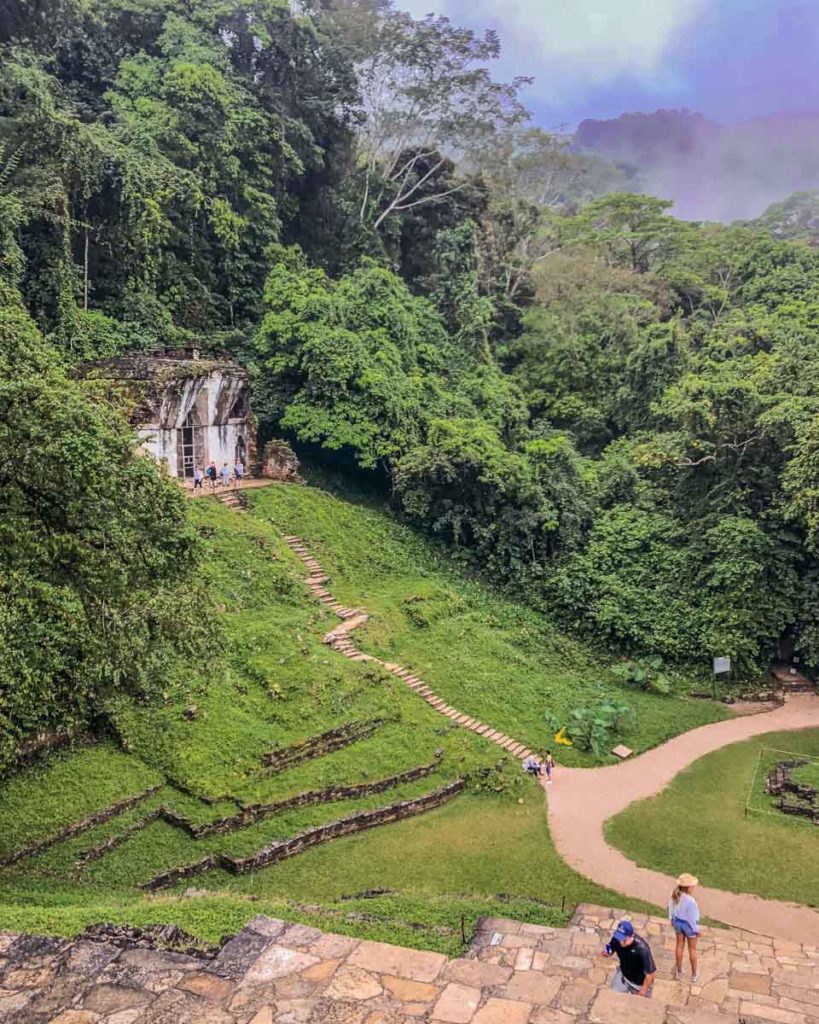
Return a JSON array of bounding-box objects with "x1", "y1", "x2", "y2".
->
[{"x1": 672, "y1": 916, "x2": 698, "y2": 938}]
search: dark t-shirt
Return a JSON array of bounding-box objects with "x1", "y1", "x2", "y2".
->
[{"x1": 609, "y1": 936, "x2": 656, "y2": 986}]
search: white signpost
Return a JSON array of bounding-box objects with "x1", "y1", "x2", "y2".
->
[{"x1": 712, "y1": 656, "x2": 731, "y2": 698}]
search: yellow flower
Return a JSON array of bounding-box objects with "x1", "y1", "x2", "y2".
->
[{"x1": 554, "y1": 727, "x2": 573, "y2": 747}]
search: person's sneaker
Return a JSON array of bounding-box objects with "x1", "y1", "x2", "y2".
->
[
  {"x1": 674, "y1": 969, "x2": 683, "y2": 980},
  {"x1": 691, "y1": 974, "x2": 700, "y2": 984}
]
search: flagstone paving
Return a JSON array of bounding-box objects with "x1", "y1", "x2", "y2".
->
[{"x1": 3, "y1": 904, "x2": 818, "y2": 1023}]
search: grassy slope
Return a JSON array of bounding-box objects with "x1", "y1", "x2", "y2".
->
[
  {"x1": 249, "y1": 483, "x2": 726, "y2": 762},
  {"x1": 0, "y1": 484, "x2": 721, "y2": 951},
  {"x1": 606, "y1": 728, "x2": 819, "y2": 908}
]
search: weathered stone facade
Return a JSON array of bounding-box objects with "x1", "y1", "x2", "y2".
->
[{"x1": 86, "y1": 347, "x2": 254, "y2": 480}]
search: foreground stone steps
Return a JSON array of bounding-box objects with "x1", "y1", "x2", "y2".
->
[
  {"x1": 5, "y1": 903, "x2": 815, "y2": 1023},
  {"x1": 281, "y1": 535, "x2": 534, "y2": 762}
]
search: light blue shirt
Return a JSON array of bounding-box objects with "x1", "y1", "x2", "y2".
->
[{"x1": 669, "y1": 892, "x2": 699, "y2": 929}]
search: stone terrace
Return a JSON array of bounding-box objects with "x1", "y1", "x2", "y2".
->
[{"x1": 2, "y1": 903, "x2": 818, "y2": 1024}]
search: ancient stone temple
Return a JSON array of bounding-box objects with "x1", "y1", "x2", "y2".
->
[{"x1": 87, "y1": 347, "x2": 254, "y2": 480}]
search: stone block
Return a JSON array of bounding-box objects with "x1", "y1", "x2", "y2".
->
[
  {"x1": 505, "y1": 970, "x2": 563, "y2": 1005},
  {"x1": 440, "y1": 960, "x2": 512, "y2": 988},
  {"x1": 325, "y1": 966, "x2": 383, "y2": 1001},
  {"x1": 242, "y1": 946, "x2": 320, "y2": 986},
  {"x1": 300, "y1": 958, "x2": 341, "y2": 985},
  {"x1": 309, "y1": 934, "x2": 361, "y2": 960},
  {"x1": 382, "y1": 975, "x2": 440, "y2": 1002},
  {"x1": 211, "y1": 930, "x2": 272, "y2": 980},
  {"x1": 247, "y1": 1008, "x2": 275, "y2": 1024},
  {"x1": 589, "y1": 987, "x2": 666, "y2": 1024},
  {"x1": 738, "y1": 1000, "x2": 805, "y2": 1024},
  {"x1": 556, "y1": 978, "x2": 598, "y2": 1012},
  {"x1": 472, "y1": 997, "x2": 532, "y2": 1024},
  {"x1": 82, "y1": 983, "x2": 153, "y2": 1014},
  {"x1": 697, "y1": 977, "x2": 729, "y2": 1003},
  {"x1": 177, "y1": 971, "x2": 235, "y2": 1003},
  {"x1": 729, "y1": 972, "x2": 771, "y2": 995},
  {"x1": 348, "y1": 942, "x2": 446, "y2": 983},
  {"x1": 135, "y1": 987, "x2": 235, "y2": 1023},
  {"x1": 431, "y1": 982, "x2": 482, "y2": 1022},
  {"x1": 651, "y1": 979, "x2": 689, "y2": 1006},
  {"x1": 530, "y1": 1010, "x2": 580, "y2": 1024},
  {"x1": 514, "y1": 948, "x2": 534, "y2": 971}
]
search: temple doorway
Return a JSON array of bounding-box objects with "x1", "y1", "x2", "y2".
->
[{"x1": 177, "y1": 409, "x2": 205, "y2": 478}]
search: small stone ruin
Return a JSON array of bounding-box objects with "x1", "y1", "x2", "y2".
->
[{"x1": 765, "y1": 759, "x2": 819, "y2": 823}]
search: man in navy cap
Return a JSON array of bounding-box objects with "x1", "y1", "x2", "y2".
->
[{"x1": 601, "y1": 920, "x2": 656, "y2": 997}]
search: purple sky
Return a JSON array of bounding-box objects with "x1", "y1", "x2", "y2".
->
[{"x1": 400, "y1": 0, "x2": 819, "y2": 128}]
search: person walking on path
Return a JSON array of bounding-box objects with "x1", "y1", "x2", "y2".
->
[
  {"x1": 602, "y1": 920, "x2": 656, "y2": 998},
  {"x1": 669, "y1": 872, "x2": 700, "y2": 982},
  {"x1": 220, "y1": 461, "x2": 230, "y2": 487},
  {"x1": 193, "y1": 466, "x2": 204, "y2": 493},
  {"x1": 206, "y1": 462, "x2": 218, "y2": 491},
  {"x1": 543, "y1": 749, "x2": 555, "y2": 785}
]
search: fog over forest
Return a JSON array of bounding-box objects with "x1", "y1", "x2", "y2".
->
[{"x1": 574, "y1": 108, "x2": 819, "y2": 222}]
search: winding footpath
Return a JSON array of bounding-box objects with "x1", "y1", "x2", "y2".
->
[
  {"x1": 216, "y1": 491, "x2": 819, "y2": 944},
  {"x1": 545, "y1": 694, "x2": 819, "y2": 945}
]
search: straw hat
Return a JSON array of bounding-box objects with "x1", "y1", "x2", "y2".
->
[{"x1": 677, "y1": 872, "x2": 698, "y2": 887}]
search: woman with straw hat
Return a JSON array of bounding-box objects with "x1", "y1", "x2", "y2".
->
[{"x1": 669, "y1": 872, "x2": 700, "y2": 981}]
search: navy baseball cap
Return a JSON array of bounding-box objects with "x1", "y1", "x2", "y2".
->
[{"x1": 613, "y1": 920, "x2": 634, "y2": 942}]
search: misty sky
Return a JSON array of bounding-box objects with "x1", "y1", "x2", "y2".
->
[{"x1": 400, "y1": 0, "x2": 819, "y2": 128}]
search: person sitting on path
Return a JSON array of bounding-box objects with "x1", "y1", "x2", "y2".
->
[
  {"x1": 543, "y1": 749, "x2": 555, "y2": 784},
  {"x1": 669, "y1": 872, "x2": 700, "y2": 982},
  {"x1": 602, "y1": 920, "x2": 656, "y2": 998},
  {"x1": 523, "y1": 754, "x2": 542, "y2": 777}
]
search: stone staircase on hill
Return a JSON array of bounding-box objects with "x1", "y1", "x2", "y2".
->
[
  {"x1": 770, "y1": 667, "x2": 816, "y2": 695},
  {"x1": 211, "y1": 487, "x2": 537, "y2": 761},
  {"x1": 2, "y1": 903, "x2": 817, "y2": 1023},
  {"x1": 281, "y1": 534, "x2": 538, "y2": 762}
]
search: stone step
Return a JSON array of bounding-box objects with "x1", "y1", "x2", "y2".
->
[{"x1": 11, "y1": 901, "x2": 811, "y2": 1023}]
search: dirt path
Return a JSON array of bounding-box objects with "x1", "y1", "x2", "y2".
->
[{"x1": 544, "y1": 693, "x2": 819, "y2": 944}]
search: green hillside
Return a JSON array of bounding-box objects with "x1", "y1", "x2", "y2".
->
[{"x1": 0, "y1": 484, "x2": 723, "y2": 952}]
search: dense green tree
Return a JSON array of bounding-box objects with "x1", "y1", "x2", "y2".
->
[{"x1": 0, "y1": 291, "x2": 207, "y2": 772}]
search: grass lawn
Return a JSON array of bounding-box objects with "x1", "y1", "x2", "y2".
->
[
  {"x1": 0, "y1": 483, "x2": 719, "y2": 952},
  {"x1": 605, "y1": 728, "x2": 819, "y2": 908}
]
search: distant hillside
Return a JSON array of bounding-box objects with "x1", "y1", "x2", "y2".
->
[
  {"x1": 752, "y1": 191, "x2": 819, "y2": 246},
  {"x1": 575, "y1": 109, "x2": 819, "y2": 221}
]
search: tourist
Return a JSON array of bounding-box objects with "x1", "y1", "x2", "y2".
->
[
  {"x1": 669, "y1": 873, "x2": 700, "y2": 982},
  {"x1": 206, "y1": 462, "x2": 218, "y2": 490},
  {"x1": 543, "y1": 749, "x2": 555, "y2": 785},
  {"x1": 233, "y1": 459, "x2": 244, "y2": 489},
  {"x1": 193, "y1": 466, "x2": 204, "y2": 493},
  {"x1": 220, "y1": 461, "x2": 230, "y2": 487},
  {"x1": 523, "y1": 754, "x2": 542, "y2": 778},
  {"x1": 602, "y1": 920, "x2": 656, "y2": 997}
]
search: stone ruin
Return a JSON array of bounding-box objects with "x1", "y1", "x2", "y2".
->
[
  {"x1": 85, "y1": 346, "x2": 255, "y2": 480},
  {"x1": 84, "y1": 347, "x2": 305, "y2": 485},
  {"x1": 259, "y1": 438, "x2": 304, "y2": 483},
  {"x1": 764, "y1": 759, "x2": 819, "y2": 823}
]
